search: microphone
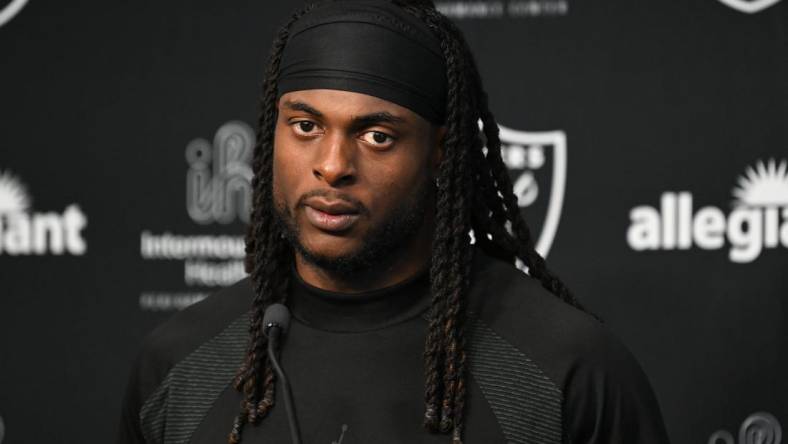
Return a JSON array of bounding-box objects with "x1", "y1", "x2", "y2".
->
[{"x1": 263, "y1": 303, "x2": 302, "y2": 444}]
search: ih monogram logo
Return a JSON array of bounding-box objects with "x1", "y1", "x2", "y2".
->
[{"x1": 186, "y1": 121, "x2": 254, "y2": 225}]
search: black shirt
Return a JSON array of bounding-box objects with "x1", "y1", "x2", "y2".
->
[{"x1": 117, "y1": 247, "x2": 671, "y2": 443}]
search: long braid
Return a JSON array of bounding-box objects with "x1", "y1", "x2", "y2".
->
[
  {"x1": 456, "y1": 31, "x2": 597, "y2": 317},
  {"x1": 393, "y1": 2, "x2": 601, "y2": 443},
  {"x1": 444, "y1": 56, "x2": 482, "y2": 443},
  {"x1": 232, "y1": 1, "x2": 600, "y2": 443},
  {"x1": 392, "y1": 2, "x2": 479, "y2": 441},
  {"x1": 438, "y1": 31, "x2": 475, "y2": 438},
  {"x1": 229, "y1": 3, "x2": 318, "y2": 443},
  {"x1": 422, "y1": 30, "x2": 461, "y2": 436}
]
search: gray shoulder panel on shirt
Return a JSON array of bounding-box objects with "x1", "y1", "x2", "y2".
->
[
  {"x1": 139, "y1": 310, "x2": 250, "y2": 444},
  {"x1": 466, "y1": 313, "x2": 565, "y2": 444}
]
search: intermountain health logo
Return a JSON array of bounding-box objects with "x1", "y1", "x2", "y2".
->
[
  {"x1": 497, "y1": 123, "x2": 566, "y2": 258},
  {"x1": 627, "y1": 159, "x2": 788, "y2": 263},
  {"x1": 0, "y1": 169, "x2": 87, "y2": 255},
  {"x1": 139, "y1": 121, "x2": 252, "y2": 311}
]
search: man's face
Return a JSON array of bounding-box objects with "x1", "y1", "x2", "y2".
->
[{"x1": 272, "y1": 89, "x2": 444, "y2": 275}]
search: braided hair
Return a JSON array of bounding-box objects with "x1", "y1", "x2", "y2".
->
[{"x1": 229, "y1": 1, "x2": 601, "y2": 443}]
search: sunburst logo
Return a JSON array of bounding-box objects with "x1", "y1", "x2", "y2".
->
[
  {"x1": 0, "y1": 170, "x2": 31, "y2": 213},
  {"x1": 732, "y1": 159, "x2": 788, "y2": 207},
  {"x1": 628, "y1": 158, "x2": 788, "y2": 263},
  {"x1": 0, "y1": 168, "x2": 88, "y2": 256}
]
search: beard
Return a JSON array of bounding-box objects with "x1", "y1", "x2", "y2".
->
[{"x1": 273, "y1": 179, "x2": 433, "y2": 279}]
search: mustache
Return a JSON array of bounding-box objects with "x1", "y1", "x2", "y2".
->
[{"x1": 296, "y1": 189, "x2": 368, "y2": 215}]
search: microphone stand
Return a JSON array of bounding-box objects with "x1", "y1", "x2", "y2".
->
[{"x1": 267, "y1": 325, "x2": 302, "y2": 444}]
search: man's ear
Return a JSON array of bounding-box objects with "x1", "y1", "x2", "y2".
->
[{"x1": 430, "y1": 125, "x2": 447, "y2": 173}]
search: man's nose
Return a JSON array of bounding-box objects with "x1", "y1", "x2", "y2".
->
[{"x1": 312, "y1": 132, "x2": 357, "y2": 187}]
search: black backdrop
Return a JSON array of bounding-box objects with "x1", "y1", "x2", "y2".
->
[{"x1": 0, "y1": 1, "x2": 786, "y2": 443}]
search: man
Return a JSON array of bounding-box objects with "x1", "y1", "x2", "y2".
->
[{"x1": 117, "y1": 0, "x2": 672, "y2": 443}]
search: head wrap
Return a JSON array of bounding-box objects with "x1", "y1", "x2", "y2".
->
[{"x1": 276, "y1": 0, "x2": 447, "y2": 124}]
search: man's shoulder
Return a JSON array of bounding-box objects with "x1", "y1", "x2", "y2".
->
[
  {"x1": 467, "y1": 249, "x2": 634, "y2": 386},
  {"x1": 118, "y1": 278, "x2": 255, "y2": 444},
  {"x1": 138, "y1": 277, "x2": 254, "y2": 373},
  {"x1": 467, "y1": 249, "x2": 671, "y2": 443}
]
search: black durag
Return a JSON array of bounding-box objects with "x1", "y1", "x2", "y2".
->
[{"x1": 276, "y1": 0, "x2": 448, "y2": 124}]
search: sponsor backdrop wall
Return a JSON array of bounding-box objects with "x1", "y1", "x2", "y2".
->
[{"x1": 0, "y1": 0, "x2": 785, "y2": 443}]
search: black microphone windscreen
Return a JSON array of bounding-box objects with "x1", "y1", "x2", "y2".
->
[{"x1": 263, "y1": 303, "x2": 291, "y2": 336}]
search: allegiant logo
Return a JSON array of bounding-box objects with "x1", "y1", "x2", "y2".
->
[
  {"x1": 627, "y1": 159, "x2": 788, "y2": 263},
  {"x1": 0, "y1": 170, "x2": 87, "y2": 256}
]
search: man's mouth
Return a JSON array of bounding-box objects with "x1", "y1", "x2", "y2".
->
[{"x1": 303, "y1": 197, "x2": 361, "y2": 233}]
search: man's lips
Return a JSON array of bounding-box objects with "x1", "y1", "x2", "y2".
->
[
  {"x1": 302, "y1": 197, "x2": 361, "y2": 232},
  {"x1": 304, "y1": 197, "x2": 360, "y2": 215}
]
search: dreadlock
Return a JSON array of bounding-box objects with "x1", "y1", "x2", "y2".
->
[{"x1": 230, "y1": 1, "x2": 602, "y2": 443}]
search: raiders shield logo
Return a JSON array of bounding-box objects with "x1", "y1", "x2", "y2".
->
[
  {"x1": 496, "y1": 124, "x2": 567, "y2": 259},
  {"x1": 716, "y1": 0, "x2": 782, "y2": 13}
]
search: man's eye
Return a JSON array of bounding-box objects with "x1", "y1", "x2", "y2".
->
[
  {"x1": 292, "y1": 121, "x2": 317, "y2": 135},
  {"x1": 361, "y1": 131, "x2": 394, "y2": 146}
]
